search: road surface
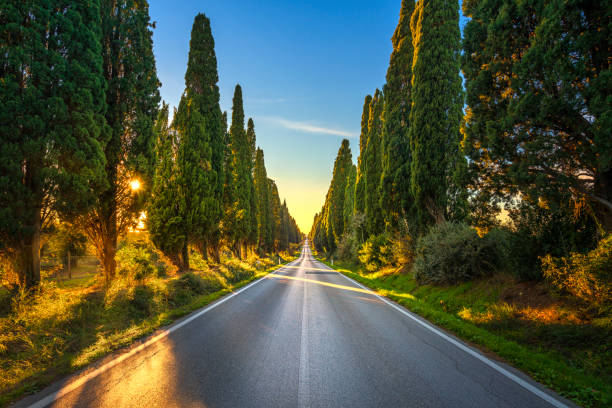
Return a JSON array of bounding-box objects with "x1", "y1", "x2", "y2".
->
[{"x1": 17, "y1": 242, "x2": 572, "y2": 408}]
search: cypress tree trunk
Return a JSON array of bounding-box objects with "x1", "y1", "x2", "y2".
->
[
  {"x1": 17, "y1": 206, "x2": 41, "y2": 288},
  {"x1": 180, "y1": 242, "x2": 190, "y2": 272}
]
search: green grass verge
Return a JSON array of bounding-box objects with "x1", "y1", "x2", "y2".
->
[
  {"x1": 317, "y1": 258, "x2": 610, "y2": 408},
  {"x1": 0, "y1": 255, "x2": 297, "y2": 407}
]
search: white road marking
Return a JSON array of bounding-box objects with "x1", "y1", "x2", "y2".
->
[
  {"x1": 297, "y1": 257, "x2": 310, "y2": 408},
  {"x1": 314, "y1": 255, "x2": 569, "y2": 408},
  {"x1": 26, "y1": 258, "x2": 302, "y2": 408}
]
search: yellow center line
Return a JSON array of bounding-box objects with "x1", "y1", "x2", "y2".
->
[{"x1": 267, "y1": 273, "x2": 374, "y2": 295}]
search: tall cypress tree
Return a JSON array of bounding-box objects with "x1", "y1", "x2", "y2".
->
[
  {"x1": 85, "y1": 0, "x2": 160, "y2": 280},
  {"x1": 253, "y1": 148, "x2": 272, "y2": 252},
  {"x1": 171, "y1": 13, "x2": 225, "y2": 270},
  {"x1": 225, "y1": 85, "x2": 255, "y2": 258},
  {"x1": 408, "y1": 0, "x2": 464, "y2": 228},
  {"x1": 148, "y1": 103, "x2": 183, "y2": 265},
  {"x1": 380, "y1": 0, "x2": 416, "y2": 231},
  {"x1": 0, "y1": 1, "x2": 108, "y2": 287},
  {"x1": 355, "y1": 94, "x2": 372, "y2": 214},
  {"x1": 245, "y1": 118, "x2": 259, "y2": 252},
  {"x1": 268, "y1": 178, "x2": 282, "y2": 251},
  {"x1": 364, "y1": 90, "x2": 385, "y2": 236},
  {"x1": 343, "y1": 165, "x2": 357, "y2": 231},
  {"x1": 328, "y1": 139, "x2": 354, "y2": 248}
]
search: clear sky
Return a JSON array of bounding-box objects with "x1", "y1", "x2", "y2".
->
[{"x1": 148, "y1": 0, "x2": 404, "y2": 233}]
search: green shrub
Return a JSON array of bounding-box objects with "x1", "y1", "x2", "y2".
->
[
  {"x1": 541, "y1": 235, "x2": 612, "y2": 306},
  {"x1": 413, "y1": 223, "x2": 504, "y2": 285},
  {"x1": 507, "y1": 200, "x2": 598, "y2": 280},
  {"x1": 169, "y1": 272, "x2": 223, "y2": 306},
  {"x1": 129, "y1": 285, "x2": 155, "y2": 318},
  {"x1": 336, "y1": 232, "x2": 359, "y2": 263},
  {"x1": 116, "y1": 240, "x2": 157, "y2": 281},
  {"x1": 358, "y1": 234, "x2": 393, "y2": 272}
]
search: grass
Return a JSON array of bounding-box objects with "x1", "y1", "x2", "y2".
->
[
  {"x1": 317, "y1": 258, "x2": 611, "y2": 408},
  {"x1": 0, "y1": 251, "x2": 299, "y2": 407}
]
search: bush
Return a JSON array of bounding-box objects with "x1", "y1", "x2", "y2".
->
[
  {"x1": 541, "y1": 235, "x2": 612, "y2": 306},
  {"x1": 413, "y1": 222, "x2": 504, "y2": 285},
  {"x1": 116, "y1": 239, "x2": 158, "y2": 281},
  {"x1": 507, "y1": 200, "x2": 598, "y2": 280},
  {"x1": 358, "y1": 234, "x2": 393, "y2": 272},
  {"x1": 336, "y1": 232, "x2": 359, "y2": 263},
  {"x1": 169, "y1": 272, "x2": 223, "y2": 306}
]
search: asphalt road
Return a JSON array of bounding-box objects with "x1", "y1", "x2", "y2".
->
[{"x1": 17, "y1": 242, "x2": 573, "y2": 408}]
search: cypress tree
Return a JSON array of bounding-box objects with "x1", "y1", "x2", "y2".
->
[
  {"x1": 148, "y1": 103, "x2": 184, "y2": 265},
  {"x1": 355, "y1": 94, "x2": 372, "y2": 214},
  {"x1": 268, "y1": 179, "x2": 282, "y2": 251},
  {"x1": 0, "y1": 1, "x2": 108, "y2": 287},
  {"x1": 245, "y1": 118, "x2": 259, "y2": 252},
  {"x1": 85, "y1": 0, "x2": 160, "y2": 280},
  {"x1": 364, "y1": 90, "x2": 385, "y2": 236},
  {"x1": 408, "y1": 0, "x2": 464, "y2": 228},
  {"x1": 170, "y1": 13, "x2": 225, "y2": 269},
  {"x1": 380, "y1": 0, "x2": 416, "y2": 230},
  {"x1": 343, "y1": 165, "x2": 357, "y2": 231},
  {"x1": 463, "y1": 0, "x2": 612, "y2": 232},
  {"x1": 253, "y1": 148, "x2": 272, "y2": 252},
  {"x1": 327, "y1": 139, "x2": 354, "y2": 248},
  {"x1": 226, "y1": 85, "x2": 255, "y2": 258}
]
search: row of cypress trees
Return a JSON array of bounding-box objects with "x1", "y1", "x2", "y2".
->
[
  {"x1": 0, "y1": 5, "x2": 300, "y2": 287},
  {"x1": 1, "y1": 0, "x2": 160, "y2": 286},
  {"x1": 311, "y1": 0, "x2": 611, "y2": 260},
  {"x1": 310, "y1": 0, "x2": 466, "y2": 253},
  {"x1": 147, "y1": 14, "x2": 301, "y2": 272}
]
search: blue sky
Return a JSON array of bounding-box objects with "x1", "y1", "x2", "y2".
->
[{"x1": 149, "y1": 0, "x2": 453, "y2": 232}]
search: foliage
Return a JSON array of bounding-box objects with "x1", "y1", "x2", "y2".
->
[
  {"x1": 355, "y1": 94, "x2": 372, "y2": 214},
  {"x1": 413, "y1": 223, "x2": 504, "y2": 285},
  {"x1": 358, "y1": 234, "x2": 393, "y2": 272},
  {"x1": 254, "y1": 149, "x2": 273, "y2": 252},
  {"x1": 408, "y1": 0, "x2": 465, "y2": 228},
  {"x1": 84, "y1": 0, "x2": 160, "y2": 281},
  {"x1": 507, "y1": 200, "x2": 598, "y2": 280},
  {"x1": 380, "y1": 0, "x2": 416, "y2": 230},
  {"x1": 171, "y1": 13, "x2": 225, "y2": 270},
  {"x1": 462, "y1": 0, "x2": 612, "y2": 232},
  {"x1": 115, "y1": 239, "x2": 159, "y2": 281},
  {"x1": 309, "y1": 140, "x2": 353, "y2": 252},
  {"x1": 364, "y1": 90, "x2": 385, "y2": 236},
  {"x1": 542, "y1": 235, "x2": 612, "y2": 307},
  {"x1": 0, "y1": 0, "x2": 108, "y2": 287},
  {"x1": 224, "y1": 85, "x2": 256, "y2": 257},
  {"x1": 148, "y1": 103, "x2": 184, "y2": 266}
]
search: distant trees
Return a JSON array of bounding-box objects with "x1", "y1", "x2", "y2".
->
[
  {"x1": 148, "y1": 19, "x2": 300, "y2": 267},
  {"x1": 0, "y1": 1, "x2": 108, "y2": 288},
  {"x1": 310, "y1": 0, "x2": 466, "y2": 252}
]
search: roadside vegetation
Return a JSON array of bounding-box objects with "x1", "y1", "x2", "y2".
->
[
  {"x1": 309, "y1": 1, "x2": 610, "y2": 407},
  {"x1": 0, "y1": 234, "x2": 299, "y2": 406}
]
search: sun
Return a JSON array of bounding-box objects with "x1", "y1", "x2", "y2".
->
[{"x1": 130, "y1": 179, "x2": 141, "y2": 191}]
